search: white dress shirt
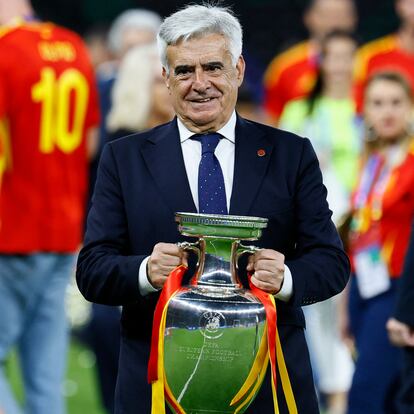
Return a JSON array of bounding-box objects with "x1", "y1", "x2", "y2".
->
[{"x1": 139, "y1": 112, "x2": 293, "y2": 301}]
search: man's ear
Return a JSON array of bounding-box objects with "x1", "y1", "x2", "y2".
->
[
  {"x1": 162, "y1": 66, "x2": 170, "y2": 90},
  {"x1": 236, "y1": 55, "x2": 246, "y2": 87}
]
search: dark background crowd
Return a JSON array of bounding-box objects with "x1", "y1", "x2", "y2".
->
[{"x1": 32, "y1": 0, "x2": 397, "y2": 64}]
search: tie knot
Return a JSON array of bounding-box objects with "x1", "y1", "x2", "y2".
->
[{"x1": 192, "y1": 133, "x2": 221, "y2": 154}]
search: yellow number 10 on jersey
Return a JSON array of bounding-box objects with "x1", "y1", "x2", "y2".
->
[{"x1": 32, "y1": 67, "x2": 89, "y2": 154}]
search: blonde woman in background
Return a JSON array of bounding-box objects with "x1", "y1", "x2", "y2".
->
[{"x1": 106, "y1": 43, "x2": 174, "y2": 141}]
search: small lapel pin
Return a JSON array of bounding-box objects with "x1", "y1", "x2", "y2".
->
[{"x1": 257, "y1": 149, "x2": 266, "y2": 157}]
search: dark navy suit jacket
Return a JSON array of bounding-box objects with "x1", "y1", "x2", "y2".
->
[{"x1": 77, "y1": 116, "x2": 350, "y2": 413}]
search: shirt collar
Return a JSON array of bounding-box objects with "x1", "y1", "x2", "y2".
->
[{"x1": 177, "y1": 111, "x2": 236, "y2": 144}]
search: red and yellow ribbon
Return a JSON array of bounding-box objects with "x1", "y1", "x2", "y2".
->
[
  {"x1": 148, "y1": 265, "x2": 187, "y2": 414},
  {"x1": 228, "y1": 276, "x2": 297, "y2": 413}
]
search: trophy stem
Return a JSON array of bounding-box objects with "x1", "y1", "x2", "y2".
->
[{"x1": 195, "y1": 238, "x2": 242, "y2": 288}]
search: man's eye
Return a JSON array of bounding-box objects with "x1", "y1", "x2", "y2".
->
[
  {"x1": 206, "y1": 65, "x2": 222, "y2": 72},
  {"x1": 175, "y1": 68, "x2": 192, "y2": 76}
]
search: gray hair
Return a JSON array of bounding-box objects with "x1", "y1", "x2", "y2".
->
[
  {"x1": 108, "y1": 9, "x2": 162, "y2": 55},
  {"x1": 157, "y1": 4, "x2": 243, "y2": 71}
]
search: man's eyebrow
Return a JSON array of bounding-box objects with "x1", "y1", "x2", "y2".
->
[
  {"x1": 202, "y1": 61, "x2": 224, "y2": 68},
  {"x1": 174, "y1": 64, "x2": 194, "y2": 74}
]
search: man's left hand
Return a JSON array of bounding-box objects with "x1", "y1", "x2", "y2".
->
[
  {"x1": 246, "y1": 249, "x2": 284, "y2": 294},
  {"x1": 386, "y1": 318, "x2": 414, "y2": 347}
]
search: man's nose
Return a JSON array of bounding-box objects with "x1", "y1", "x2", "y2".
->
[{"x1": 193, "y1": 68, "x2": 210, "y2": 91}]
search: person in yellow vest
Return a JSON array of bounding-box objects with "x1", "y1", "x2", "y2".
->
[{"x1": 263, "y1": 0, "x2": 357, "y2": 124}]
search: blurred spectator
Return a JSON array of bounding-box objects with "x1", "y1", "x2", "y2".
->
[
  {"x1": 107, "y1": 9, "x2": 161, "y2": 61},
  {"x1": 236, "y1": 83, "x2": 266, "y2": 123},
  {"x1": 90, "y1": 9, "x2": 161, "y2": 170},
  {"x1": 92, "y1": 9, "x2": 162, "y2": 181},
  {"x1": 83, "y1": 24, "x2": 112, "y2": 69},
  {"x1": 345, "y1": 72, "x2": 414, "y2": 414},
  {"x1": 280, "y1": 30, "x2": 361, "y2": 219},
  {"x1": 387, "y1": 222, "x2": 414, "y2": 414},
  {"x1": 280, "y1": 30, "x2": 359, "y2": 414},
  {"x1": 87, "y1": 9, "x2": 161, "y2": 204},
  {"x1": 263, "y1": 0, "x2": 357, "y2": 124},
  {"x1": 355, "y1": 0, "x2": 414, "y2": 112},
  {"x1": 0, "y1": 0, "x2": 99, "y2": 413},
  {"x1": 107, "y1": 43, "x2": 174, "y2": 139}
]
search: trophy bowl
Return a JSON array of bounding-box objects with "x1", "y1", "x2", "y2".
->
[{"x1": 163, "y1": 212, "x2": 269, "y2": 414}]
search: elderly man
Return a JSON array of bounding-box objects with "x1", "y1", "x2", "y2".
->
[{"x1": 77, "y1": 4, "x2": 350, "y2": 413}]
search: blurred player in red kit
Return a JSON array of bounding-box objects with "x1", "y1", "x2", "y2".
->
[{"x1": 0, "y1": 0, "x2": 99, "y2": 413}]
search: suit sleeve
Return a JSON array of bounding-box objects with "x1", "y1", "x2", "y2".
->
[
  {"x1": 76, "y1": 143, "x2": 145, "y2": 305},
  {"x1": 285, "y1": 138, "x2": 351, "y2": 307},
  {"x1": 394, "y1": 223, "x2": 414, "y2": 327}
]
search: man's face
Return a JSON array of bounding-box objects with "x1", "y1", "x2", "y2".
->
[{"x1": 163, "y1": 33, "x2": 245, "y2": 133}]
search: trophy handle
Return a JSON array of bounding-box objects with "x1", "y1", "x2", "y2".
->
[
  {"x1": 177, "y1": 241, "x2": 201, "y2": 267},
  {"x1": 177, "y1": 241, "x2": 202, "y2": 277},
  {"x1": 236, "y1": 244, "x2": 262, "y2": 260},
  {"x1": 177, "y1": 241, "x2": 200, "y2": 254}
]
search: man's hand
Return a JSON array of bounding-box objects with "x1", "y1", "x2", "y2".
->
[
  {"x1": 148, "y1": 243, "x2": 188, "y2": 289},
  {"x1": 387, "y1": 318, "x2": 414, "y2": 347},
  {"x1": 246, "y1": 249, "x2": 285, "y2": 294}
]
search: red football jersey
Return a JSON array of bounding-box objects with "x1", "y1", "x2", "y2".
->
[
  {"x1": 354, "y1": 34, "x2": 414, "y2": 112},
  {"x1": 263, "y1": 41, "x2": 318, "y2": 122},
  {"x1": 0, "y1": 20, "x2": 100, "y2": 252}
]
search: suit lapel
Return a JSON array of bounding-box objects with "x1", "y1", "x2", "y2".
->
[
  {"x1": 229, "y1": 117, "x2": 274, "y2": 216},
  {"x1": 140, "y1": 119, "x2": 197, "y2": 214}
]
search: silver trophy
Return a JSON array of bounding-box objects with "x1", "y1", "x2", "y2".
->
[{"x1": 163, "y1": 212, "x2": 269, "y2": 413}]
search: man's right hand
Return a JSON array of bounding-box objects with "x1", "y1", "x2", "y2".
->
[{"x1": 147, "y1": 243, "x2": 188, "y2": 289}]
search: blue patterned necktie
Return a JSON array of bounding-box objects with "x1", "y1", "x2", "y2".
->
[{"x1": 192, "y1": 133, "x2": 227, "y2": 214}]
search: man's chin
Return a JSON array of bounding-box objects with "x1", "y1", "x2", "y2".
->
[
  {"x1": 187, "y1": 112, "x2": 220, "y2": 125},
  {"x1": 180, "y1": 113, "x2": 227, "y2": 133}
]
